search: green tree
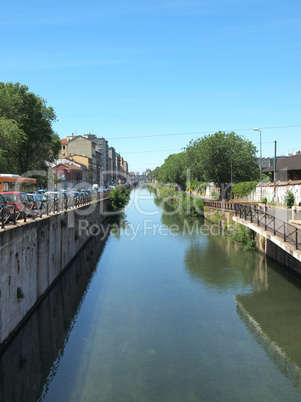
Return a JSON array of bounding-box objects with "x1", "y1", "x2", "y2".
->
[
  {"x1": 0, "y1": 117, "x2": 27, "y2": 173},
  {"x1": 150, "y1": 166, "x2": 161, "y2": 181},
  {"x1": 156, "y1": 152, "x2": 187, "y2": 189},
  {"x1": 107, "y1": 187, "x2": 131, "y2": 212},
  {"x1": 0, "y1": 82, "x2": 61, "y2": 174},
  {"x1": 185, "y1": 131, "x2": 259, "y2": 188}
]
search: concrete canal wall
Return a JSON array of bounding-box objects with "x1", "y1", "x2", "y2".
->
[
  {"x1": 0, "y1": 199, "x2": 108, "y2": 347},
  {"x1": 203, "y1": 206, "x2": 301, "y2": 276},
  {"x1": 0, "y1": 228, "x2": 109, "y2": 401}
]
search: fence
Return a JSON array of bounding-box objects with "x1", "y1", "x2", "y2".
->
[
  {"x1": 0, "y1": 192, "x2": 109, "y2": 229},
  {"x1": 205, "y1": 200, "x2": 301, "y2": 250}
]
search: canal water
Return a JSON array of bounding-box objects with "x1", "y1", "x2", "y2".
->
[{"x1": 1, "y1": 185, "x2": 301, "y2": 401}]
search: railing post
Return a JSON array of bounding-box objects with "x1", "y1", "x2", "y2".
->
[
  {"x1": 284, "y1": 223, "x2": 286, "y2": 242},
  {"x1": 265, "y1": 212, "x2": 267, "y2": 231},
  {"x1": 31, "y1": 204, "x2": 35, "y2": 220},
  {"x1": 23, "y1": 203, "x2": 26, "y2": 223},
  {"x1": 13, "y1": 205, "x2": 16, "y2": 225},
  {"x1": 257, "y1": 208, "x2": 259, "y2": 226},
  {"x1": 1, "y1": 207, "x2": 4, "y2": 229},
  {"x1": 296, "y1": 229, "x2": 298, "y2": 250},
  {"x1": 273, "y1": 218, "x2": 276, "y2": 235}
]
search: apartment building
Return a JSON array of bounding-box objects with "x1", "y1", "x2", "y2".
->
[
  {"x1": 58, "y1": 134, "x2": 128, "y2": 186},
  {"x1": 108, "y1": 147, "x2": 116, "y2": 183}
]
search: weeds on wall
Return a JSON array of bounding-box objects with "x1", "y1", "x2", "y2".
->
[
  {"x1": 232, "y1": 224, "x2": 257, "y2": 251},
  {"x1": 17, "y1": 287, "x2": 24, "y2": 302}
]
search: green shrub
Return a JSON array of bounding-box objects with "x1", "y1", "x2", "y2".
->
[
  {"x1": 284, "y1": 190, "x2": 295, "y2": 208},
  {"x1": 232, "y1": 224, "x2": 256, "y2": 251},
  {"x1": 156, "y1": 188, "x2": 204, "y2": 217},
  {"x1": 107, "y1": 187, "x2": 131, "y2": 212},
  {"x1": 231, "y1": 181, "x2": 258, "y2": 198},
  {"x1": 182, "y1": 196, "x2": 204, "y2": 216}
]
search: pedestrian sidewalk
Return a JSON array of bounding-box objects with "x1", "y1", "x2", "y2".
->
[{"x1": 266, "y1": 206, "x2": 301, "y2": 228}]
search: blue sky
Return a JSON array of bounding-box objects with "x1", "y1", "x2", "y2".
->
[{"x1": 1, "y1": 0, "x2": 300, "y2": 173}]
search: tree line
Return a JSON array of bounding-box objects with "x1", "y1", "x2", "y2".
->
[
  {"x1": 150, "y1": 131, "x2": 260, "y2": 190},
  {"x1": 0, "y1": 82, "x2": 61, "y2": 175}
]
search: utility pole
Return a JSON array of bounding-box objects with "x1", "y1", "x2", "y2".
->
[
  {"x1": 253, "y1": 128, "x2": 262, "y2": 199},
  {"x1": 274, "y1": 141, "x2": 277, "y2": 203}
]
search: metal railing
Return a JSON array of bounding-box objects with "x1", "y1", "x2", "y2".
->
[
  {"x1": 0, "y1": 192, "x2": 109, "y2": 229},
  {"x1": 0, "y1": 206, "x2": 11, "y2": 229},
  {"x1": 205, "y1": 200, "x2": 301, "y2": 250}
]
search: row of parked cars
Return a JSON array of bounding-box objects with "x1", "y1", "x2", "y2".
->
[
  {"x1": 0, "y1": 183, "x2": 132, "y2": 224},
  {"x1": 0, "y1": 188, "x2": 99, "y2": 223}
]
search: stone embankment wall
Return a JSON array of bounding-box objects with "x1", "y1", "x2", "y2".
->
[
  {"x1": 0, "y1": 199, "x2": 107, "y2": 347},
  {"x1": 0, "y1": 227, "x2": 109, "y2": 401},
  {"x1": 203, "y1": 206, "x2": 301, "y2": 276}
]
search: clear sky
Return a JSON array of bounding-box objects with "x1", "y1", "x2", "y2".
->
[{"x1": 1, "y1": 0, "x2": 300, "y2": 173}]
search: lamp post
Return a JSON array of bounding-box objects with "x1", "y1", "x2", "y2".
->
[{"x1": 253, "y1": 128, "x2": 262, "y2": 200}]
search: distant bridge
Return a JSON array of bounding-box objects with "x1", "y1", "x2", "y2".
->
[{"x1": 130, "y1": 175, "x2": 149, "y2": 181}]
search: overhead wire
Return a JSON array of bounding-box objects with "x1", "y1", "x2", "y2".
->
[{"x1": 106, "y1": 124, "x2": 301, "y2": 141}]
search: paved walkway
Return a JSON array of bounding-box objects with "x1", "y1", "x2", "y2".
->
[
  {"x1": 191, "y1": 191, "x2": 301, "y2": 226},
  {"x1": 266, "y1": 206, "x2": 301, "y2": 225}
]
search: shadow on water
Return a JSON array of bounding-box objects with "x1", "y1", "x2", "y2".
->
[{"x1": 0, "y1": 223, "x2": 110, "y2": 402}]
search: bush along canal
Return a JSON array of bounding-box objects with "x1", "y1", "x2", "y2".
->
[
  {"x1": 151, "y1": 184, "x2": 257, "y2": 251},
  {"x1": 1, "y1": 184, "x2": 301, "y2": 401}
]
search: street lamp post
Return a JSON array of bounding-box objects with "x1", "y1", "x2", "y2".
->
[{"x1": 253, "y1": 128, "x2": 262, "y2": 200}]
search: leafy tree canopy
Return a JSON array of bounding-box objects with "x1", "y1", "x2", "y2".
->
[
  {"x1": 185, "y1": 131, "x2": 260, "y2": 186},
  {"x1": 154, "y1": 152, "x2": 188, "y2": 189},
  {"x1": 0, "y1": 117, "x2": 27, "y2": 173},
  {"x1": 0, "y1": 82, "x2": 61, "y2": 174}
]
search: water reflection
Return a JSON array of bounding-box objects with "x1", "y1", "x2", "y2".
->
[
  {"x1": 184, "y1": 234, "x2": 268, "y2": 293},
  {"x1": 0, "y1": 227, "x2": 109, "y2": 402},
  {"x1": 3, "y1": 188, "x2": 301, "y2": 400},
  {"x1": 235, "y1": 263, "x2": 301, "y2": 391},
  {"x1": 161, "y1": 204, "x2": 301, "y2": 392},
  {"x1": 160, "y1": 205, "x2": 268, "y2": 294}
]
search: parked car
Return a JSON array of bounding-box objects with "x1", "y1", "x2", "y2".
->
[
  {"x1": 44, "y1": 191, "x2": 61, "y2": 201},
  {"x1": 0, "y1": 193, "x2": 11, "y2": 223},
  {"x1": 27, "y1": 193, "x2": 47, "y2": 209},
  {"x1": 36, "y1": 189, "x2": 48, "y2": 195},
  {"x1": 1, "y1": 192, "x2": 34, "y2": 218},
  {"x1": 69, "y1": 191, "x2": 81, "y2": 203}
]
